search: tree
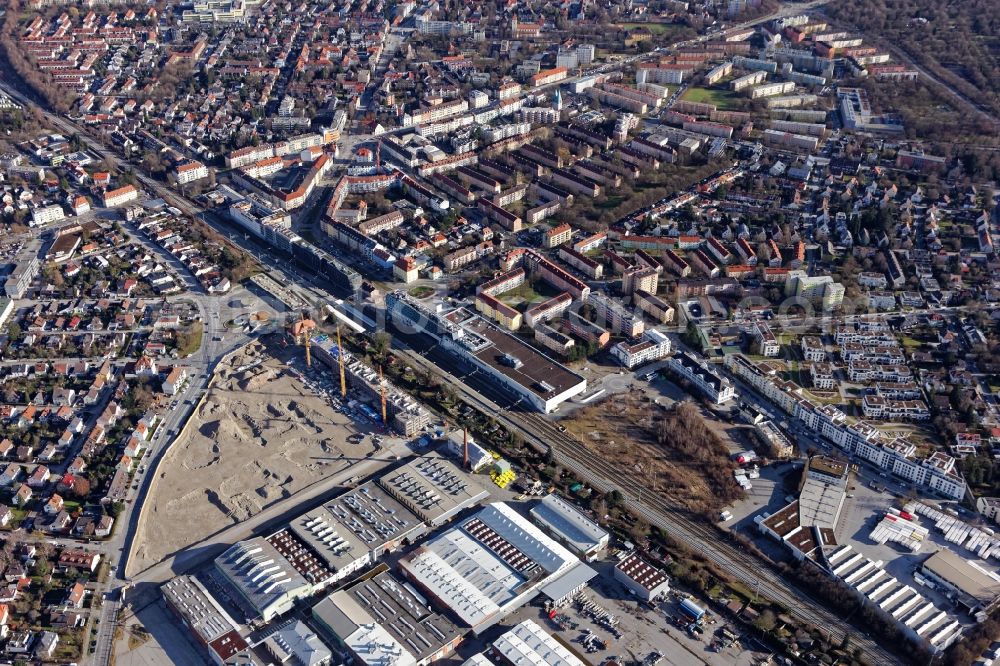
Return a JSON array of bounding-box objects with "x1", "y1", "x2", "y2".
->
[
  {"x1": 371, "y1": 331, "x2": 391, "y2": 361},
  {"x1": 34, "y1": 559, "x2": 50, "y2": 578},
  {"x1": 754, "y1": 609, "x2": 777, "y2": 632},
  {"x1": 419, "y1": 366, "x2": 440, "y2": 389},
  {"x1": 69, "y1": 476, "x2": 91, "y2": 500}
]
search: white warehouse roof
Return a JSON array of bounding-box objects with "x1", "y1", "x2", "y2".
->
[
  {"x1": 399, "y1": 503, "x2": 576, "y2": 629},
  {"x1": 530, "y1": 493, "x2": 609, "y2": 555}
]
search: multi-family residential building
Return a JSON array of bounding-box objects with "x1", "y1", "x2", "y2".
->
[
  {"x1": 534, "y1": 323, "x2": 575, "y2": 356},
  {"x1": 558, "y1": 246, "x2": 603, "y2": 279},
  {"x1": 31, "y1": 204, "x2": 66, "y2": 226},
  {"x1": 862, "y1": 395, "x2": 930, "y2": 421},
  {"x1": 810, "y1": 363, "x2": 836, "y2": 390},
  {"x1": 668, "y1": 351, "x2": 736, "y2": 404},
  {"x1": 752, "y1": 321, "x2": 779, "y2": 357},
  {"x1": 530, "y1": 67, "x2": 568, "y2": 88},
  {"x1": 565, "y1": 311, "x2": 610, "y2": 348},
  {"x1": 611, "y1": 329, "x2": 671, "y2": 369},
  {"x1": 724, "y1": 354, "x2": 965, "y2": 499},
  {"x1": 543, "y1": 223, "x2": 572, "y2": 248},
  {"x1": 101, "y1": 184, "x2": 139, "y2": 208},
  {"x1": 476, "y1": 293, "x2": 523, "y2": 331},
  {"x1": 633, "y1": 289, "x2": 674, "y2": 324},
  {"x1": 622, "y1": 266, "x2": 659, "y2": 296},
  {"x1": 524, "y1": 293, "x2": 572, "y2": 328},
  {"x1": 588, "y1": 292, "x2": 643, "y2": 338},
  {"x1": 174, "y1": 160, "x2": 209, "y2": 185}
]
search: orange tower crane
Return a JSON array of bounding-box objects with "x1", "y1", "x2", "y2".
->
[
  {"x1": 336, "y1": 326, "x2": 347, "y2": 399},
  {"x1": 294, "y1": 313, "x2": 316, "y2": 368}
]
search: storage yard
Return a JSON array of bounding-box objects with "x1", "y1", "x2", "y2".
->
[
  {"x1": 128, "y1": 340, "x2": 376, "y2": 575},
  {"x1": 503, "y1": 559, "x2": 769, "y2": 666}
]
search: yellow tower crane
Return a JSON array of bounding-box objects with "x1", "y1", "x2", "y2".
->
[{"x1": 379, "y1": 365, "x2": 387, "y2": 426}]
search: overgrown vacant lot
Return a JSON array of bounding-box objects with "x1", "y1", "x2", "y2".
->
[{"x1": 564, "y1": 394, "x2": 743, "y2": 517}]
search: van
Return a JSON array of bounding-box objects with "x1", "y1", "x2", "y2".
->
[{"x1": 720, "y1": 510, "x2": 733, "y2": 522}]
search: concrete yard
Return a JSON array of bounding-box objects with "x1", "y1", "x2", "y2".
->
[
  {"x1": 128, "y1": 340, "x2": 377, "y2": 575},
  {"x1": 488, "y1": 560, "x2": 769, "y2": 666}
]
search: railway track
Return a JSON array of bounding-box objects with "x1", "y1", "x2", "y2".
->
[{"x1": 393, "y1": 338, "x2": 902, "y2": 666}]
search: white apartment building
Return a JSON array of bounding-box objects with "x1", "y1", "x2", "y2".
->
[
  {"x1": 668, "y1": 351, "x2": 736, "y2": 404},
  {"x1": 752, "y1": 321, "x2": 779, "y2": 357},
  {"x1": 30, "y1": 204, "x2": 66, "y2": 226},
  {"x1": 611, "y1": 329, "x2": 672, "y2": 369},
  {"x1": 175, "y1": 161, "x2": 209, "y2": 185}
]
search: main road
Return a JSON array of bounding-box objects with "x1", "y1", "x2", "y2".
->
[{"x1": 0, "y1": 4, "x2": 891, "y2": 659}]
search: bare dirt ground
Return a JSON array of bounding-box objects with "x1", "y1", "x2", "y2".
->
[{"x1": 129, "y1": 341, "x2": 374, "y2": 573}]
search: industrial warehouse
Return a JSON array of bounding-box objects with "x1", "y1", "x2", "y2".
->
[
  {"x1": 163, "y1": 452, "x2": 612, "y2": 665},
  {"x1": 387, "y1": 291, "x2": 587, "y2": 413}
]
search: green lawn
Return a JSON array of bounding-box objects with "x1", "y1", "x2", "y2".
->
[
  {"x1": 598, "y1": 195, "x2": 625, "y2": 210},
  {"x1": 617, "y1": 22, "x2": 683, "y2": 36},
  {"x1": 175, "y1": 322, "x2": 204, "y2": 358},
  {"x1": 680, "y1": 86, "x2": 745, "y2": 111},
  {"x1": 500, "y1": 280, "x2": 560, "y2": 308}
]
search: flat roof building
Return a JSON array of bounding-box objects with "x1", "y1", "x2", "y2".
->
[
  {"x1": 262, "y1": 620, "x2": 333, "y2": 666},
  {"x1": 920, "y1": 550, "x2": 1000, "y2": 614},
  {"x1": 387, "y1": 294, "x2": 587, "y2": 413},
  {"x1": 666, "y1": 350, "x2": 736, "y2": 404},
  {"x1": 530, "y1": 494, "x2": 609, "y2": 561},
  {"x1": 378, "y1": 454, "x2": 490, "y2": 525},
  {"x1": 287, "y1": 481, "x2": 426, "y2": 587},
  {"x1": 214, "y1": 534, "x2": 321, "y2": 623},
  {"x1": 312, "y1": 569, "x2": 463, "y2": 666},
  {"x1": 398, "y1": 503, "x2": 577, "y2": 633},
  {"x1": 161, "y1": 575, "x2": 260, "y2": 665},
  {"x1": 482, "y1": 619, "x2": 584, "y2": 666},
  {"x1": 613, "y1": 552, "x2": 670, "y2": 601}
]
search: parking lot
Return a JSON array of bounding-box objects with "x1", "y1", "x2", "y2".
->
[
  {"x1": 498, "y1": 559, "x2": 770, "y2": 666},
  {"x1": 720, "y1": 461, "x2": 793, "y2": 531},
  {"x1": 720, "y1": 451, "x2": 981, "y2": 632}
]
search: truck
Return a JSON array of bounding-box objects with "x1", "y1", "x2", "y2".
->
[
  {"x1": 680, "y1": 598, "x2": 707, "y2": 623},
  {"x1": 731, "y1": 450, "x2": 758, "y2": 465}
]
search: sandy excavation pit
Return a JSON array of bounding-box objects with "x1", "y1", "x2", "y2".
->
[{"x1": 129, "y1": 341, "x2": 375, "y2": 574}]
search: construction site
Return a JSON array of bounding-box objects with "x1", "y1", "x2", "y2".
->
[{"x1": 128, "y1": 328, "x2": 379, "y2": 575}]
